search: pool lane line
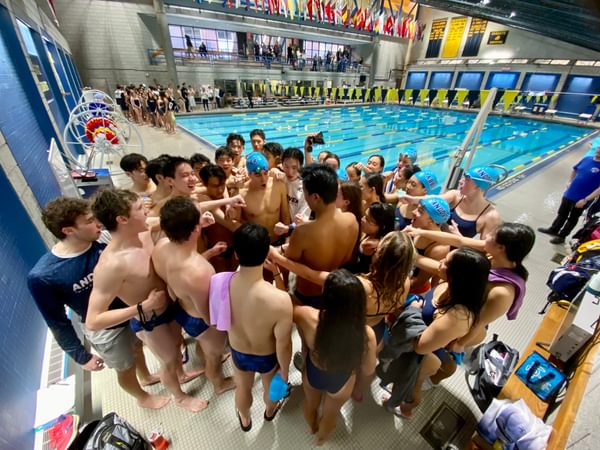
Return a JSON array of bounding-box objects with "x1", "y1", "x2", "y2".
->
[
  {"x1": 344, "y1": 126, "x2": 587, "y2": 172},
  {"x1": 190, "y1": 113, "x2": 485, "y2": 148},
  {"x1": 487, "y1": 131, "x2": 598, "y2": 199}
]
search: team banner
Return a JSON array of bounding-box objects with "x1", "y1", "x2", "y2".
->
[
  {"x1": 441, "y1": 16, "x2": 467, "y2": 58},
  {"x1": 462, "y1": 17, "x2": 487, "y2": 57},
  {"x1": 488, "y1": 30, "x2": 508, "y2": 45},
  {"x1": 425, "y1": 18, "x2": 448, "y2": 58}
]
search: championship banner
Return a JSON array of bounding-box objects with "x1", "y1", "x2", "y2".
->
[
  {"x1": 441, "y1": 16, "x2": 467, "y2": 58},
  {"x1": 425, "y1": 18, "x2": 447, "y2": 58},
  {"x1": 462, "y1": 17, "x2": 487, "y2": 57},
  {"x1": 488, "y1": 30, "x2": 508, "y2": 45}
]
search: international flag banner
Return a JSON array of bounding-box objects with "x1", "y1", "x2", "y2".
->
[
  {"x1": 425, "y1": 18, "x2": 447, "y2": 58},
  {"x1": 462, "y1": 17, "x2": 487, "y2": 57},
  {"x1": 357, "y1": 8, "x2": 366, "y2": 29},
  {"x1": 307, "y1": 0, "x2": 314, "y2": 20},
  {"x1": 384, "y1": 14, "x2": 394, "y2": 35}
]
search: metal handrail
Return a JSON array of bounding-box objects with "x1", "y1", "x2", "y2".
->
[
  {"x1": 148, "y1": 48, "x2": 370, "y2": 74},
  {"x1": 442, "y1": 87, "x2": 498, "y2": 193}
]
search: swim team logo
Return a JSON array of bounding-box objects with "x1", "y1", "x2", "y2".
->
[
  {"x1": 472, "y1": 167, "x2": 494, "y2": 182},
  {"x1": 73, "y1": 273, "x2": 94, "y2": 293}
]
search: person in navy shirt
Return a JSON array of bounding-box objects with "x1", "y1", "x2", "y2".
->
[
  {"x1": 28, "y1": 197, "x2": 169, "y2": 409},
  {"x1": 538, "y1": 145, "x2": 600, "y2": 244}
]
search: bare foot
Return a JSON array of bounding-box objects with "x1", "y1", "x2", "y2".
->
[
  {"x1": 214, "y1": 377, "x2": 236, "y2": 395},
  {"x1": 179, "y1": 366, "x2": 205, "y2": 384},
  {"x1": 137, "y1": 394, "x2": 171, "y2": 410},
  {"x1": 175, "y1": 395, "x2": 209, "y2": 412},
  {"x1": 399, "y1": 402, "x2": 414, "y2": 419},
  {"x1": 139, "y1": 373, "x2": 161, "y2": 387}
]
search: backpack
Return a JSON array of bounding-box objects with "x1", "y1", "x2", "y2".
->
[
  {"x1": 80, "y1": 412, "x2": 150, "y2": 450},
  {"x1": 545, "y1": 240, "x2": 600, "y2": 304},
  {"x1": 465, "y1": 334, "x2": 520, "y2": 412}
]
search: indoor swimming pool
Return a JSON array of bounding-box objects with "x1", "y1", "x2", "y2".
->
[{"x1": 178, "y1": 105, "x2": 594, "y2": 181}]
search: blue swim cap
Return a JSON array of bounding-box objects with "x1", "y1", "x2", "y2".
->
[
  {"x1": 246, "y1": 151, "x2": 269, "y2": 174},
  {"x1": 402, "y1": 149, "x2": 418, "y2": 164},
  {"x1": 420, "y1": 197, "x2": 451, "y2": 225},
  {"x1": 465, "y1": 166, "x2": 502, "y2": 190},
  {"x1": 413, "y1": 170, "x2": 438, "y2": 193}
]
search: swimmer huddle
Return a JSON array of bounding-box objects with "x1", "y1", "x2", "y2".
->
[{"x1": 29, "y1": 132, "x2": 536, "y2": 445}]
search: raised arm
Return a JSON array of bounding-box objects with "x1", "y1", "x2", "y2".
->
[
  {"x1": 198, "y1": 195, "x2": 246, "y2": 212},
  {"x1": 404, "y1": 226, "x2": 486, "y2": 251},
  {"x1": 414, "y1": 254, "x2": 444, "y2": 279}
]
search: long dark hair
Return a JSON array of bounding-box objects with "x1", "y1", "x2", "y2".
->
[
  {"x1": 368, "y1": 231, "x2": 415, "y2": 312},
  {"x1": 441, "y1": 248, "x2": 490, "y2": 325},
  {"x1": 367, "y1": 202, "x2": 396, "y2": 238},
  {"x1": 365, "y1": 173, "x2": 384, "y2": 202},
  {"x1": 314, "y1": 269, "x2": 366, "y2": 372},
  {"x1": 339, "y1": 181, "x2": 363, "y2": 224},
  {"x1": 494, "y1": 223, "x2": 535, "y2": 281}
]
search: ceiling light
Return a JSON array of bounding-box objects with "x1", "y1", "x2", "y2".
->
[
  {"x1": 481, "y1": 0, "x2": 491, "y2": 5},
  {"x1": 510, "y1": 11, "x2": 517, "y2": 18}
]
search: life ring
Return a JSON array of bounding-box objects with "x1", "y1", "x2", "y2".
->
[{"x1": 85, "y1": 117, "x2": 119, "y2": 144}]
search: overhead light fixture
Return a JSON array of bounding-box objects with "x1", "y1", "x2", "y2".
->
[
  {"x1": 480, "y1": 0, "x2": 491, "y2": 5},
  {"x1": 510, "y1": 11, "x2": 517, "y2": 18}
]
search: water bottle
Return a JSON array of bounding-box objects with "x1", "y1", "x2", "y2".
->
[
  {"x1": 587, "y1": 272, "x2": 600, "y2": 297},
  {"x1": 269, "y1": 373, "x2": 289, "y2": 402}
]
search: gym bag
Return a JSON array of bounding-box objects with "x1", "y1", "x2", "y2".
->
[
  {"x1": 81, "y1": 412, "x2": 150, "y2": 450},
  {"x1": 465, "y1": 334, "x2": 520, "y2": 412}
]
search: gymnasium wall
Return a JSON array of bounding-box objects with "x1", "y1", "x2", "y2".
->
[{"x1": 53, "y1": 0, "x2": 169, "y2": 91}]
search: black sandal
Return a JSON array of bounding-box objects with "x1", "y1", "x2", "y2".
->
[
  {"x1": 236, "y1": 410, "x2": 252, "y2": 432},
  {"x1": 264, "y1": 398, "x2": 285, "y2": 422}
]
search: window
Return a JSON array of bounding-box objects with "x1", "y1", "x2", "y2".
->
[{"x1": 168, "y1": 24, "x2": 237, "y2": 55}]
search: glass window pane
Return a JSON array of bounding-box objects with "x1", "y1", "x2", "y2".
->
[
  {"x1": 171, "y1": 37, "x2": 184, "y2": 49},
  {"x1": 169, "y1": 25, "x2": 182, "y2": 37}
]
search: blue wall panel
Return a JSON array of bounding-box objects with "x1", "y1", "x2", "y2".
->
[
  {"x1": 521, "y1": 73, "x2": 560, "y2": 92},
  {"x1": 486, "y1": 71, "x2": 520, "y2": 89},
  {"x1": 406, "y1": 72, "x2": 427, "y2": 89},
  {"x1": 556, "y1": 75, "x2": 600, "y2": 117},
  {"x1": 0, "y1": 6, "x2": 60, "y2": 208},
  {"x1": 455, "y1": 72, "x2": 483, "y2": 90},
  {"x1": 0, "y1": 165, "x2": 48, "y2": 450},
  {"x1": 429, "y1": 71, "x2": 453, "y2": 89}
]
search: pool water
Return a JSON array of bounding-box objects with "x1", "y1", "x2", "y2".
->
[{"x1": 178, "y1": 105, "x2": 593, "y2": 181}]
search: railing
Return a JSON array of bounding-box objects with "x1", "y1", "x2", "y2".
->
[{"x1": 148, "y1": 48, "x2": 370, "y2": 74}]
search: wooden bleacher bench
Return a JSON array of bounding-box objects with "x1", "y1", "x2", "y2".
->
[{"x1": 467, "y1": 303, "x2": 600, "y2": 450}]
